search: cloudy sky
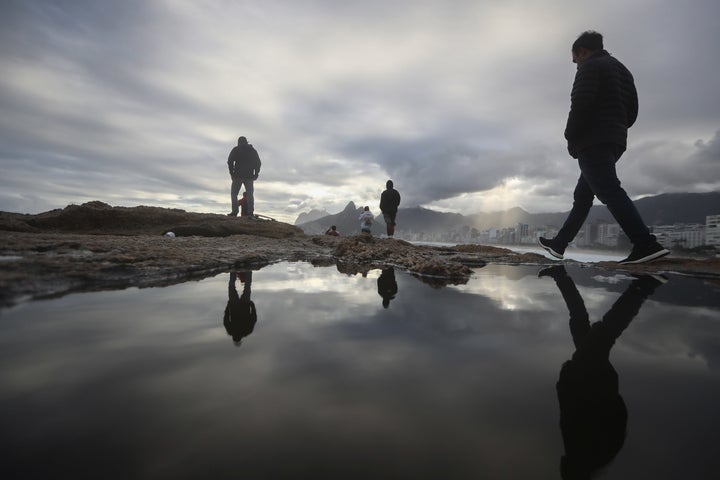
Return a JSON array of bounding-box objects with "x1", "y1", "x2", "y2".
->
[{"x1": 1, "y1": 0, "x2": 718, "y2": 222}]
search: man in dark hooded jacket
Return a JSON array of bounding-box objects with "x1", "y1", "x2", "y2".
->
[
  {"x1": 227, "y1": 136, "x2": 261, "y2": 217},
  {"x1": 538, "y1": 31, "x2": 669, "y2": 265},
  {"x1": 379, "y1": 180, "x2": 401, "y2": 238}
]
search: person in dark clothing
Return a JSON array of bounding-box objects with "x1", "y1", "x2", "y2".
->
[
  {"x1": 538, "y1": 31, "x2": 669, "y2": 265},
  {"x1": 325, "y1": 225, "x2": 340, "y2": 236},
  {"x1": 227, "y1": 136, "x2": 261, "y2": 217},
  {"x1": 539, "y1": 265, "x2": 665, "y2": 479},
  {"x1": 379, "y1": 180, "x2": 401, "y2": 238},
  {"x1": 377, "y1": 267, "x2": 398, "y2": 308},
  {"x1": 224, "y1": 271, "x2": 257, "y2": 346}
]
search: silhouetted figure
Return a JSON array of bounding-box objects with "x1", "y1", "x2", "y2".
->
[
  {"x1": 539, "y1": 265, "x2": 665, "y2": 479},
  {"x1": 224, "y1": 271, "x2": 257, "y2": 346},
  {"x1": 538, "y1": 31, "x2": 669, "y2": 265},
  {"x1": 377, "y1": 267, "x2": 398, "y2": 308},
  {"x1": 227, "y1": 136, "x2": 261, "y2": 217},
  {"x1": 325, "y1": 225, "x2": 340, "y2": 236},
  {"x1": 379, "y1": 180, "x2": 401, "y2": 238}
]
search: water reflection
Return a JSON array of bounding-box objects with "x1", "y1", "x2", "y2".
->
[
  {"x1": 223, "y1": 271, "x2": 257, "y2": 346},
  {"x1": 539, "y1": 265, "x2": 665, "y2": 479},
  {"x1": 1, "y1": 262, "x2": 719, "y2": 479},
  {"x1": 377, "y1": 267, "x2": 398, "y2": 308}
]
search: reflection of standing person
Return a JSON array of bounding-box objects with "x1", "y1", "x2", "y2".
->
[
  {"x1": 539, "y1": 265, "x2": 665, "y2": 479},
  {"x1": 377, "y1": 267, "x2": 398, "y2": 309},
  {"x1": 538, "y1": 31, "x2": 669, "y2": 265},
  {"x1": 379, "y1": 180, "x2": 401, "y2": 238},
  {"x1": 224, "y1": 271, "x2": 257, "y2": 346},
  {"x1": 227, "y1": 136, "x2": 261, "y2": 217},
  {"x1": 358, "y1": 206, "x2": 374, "y2": 234}
]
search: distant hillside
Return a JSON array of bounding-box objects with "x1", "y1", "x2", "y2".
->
[
  {"x1": 296, "y1": 192, "x2": 720, "y2": 235},
  {"x1": 299, "y1": 201, "x2": 387, "y2": 236},
  {"x1": 294, "y1": 208, "x2": 330, "y2": 225}
]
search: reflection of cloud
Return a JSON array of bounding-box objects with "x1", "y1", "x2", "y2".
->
[{"x1": 2, "y1": 261, "x2": 720, "y2": 478}]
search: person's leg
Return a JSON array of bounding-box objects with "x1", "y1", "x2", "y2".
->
[
  {"x1": 555, "y1": 174, "x2": 595, "y2": 248},
  {"x1": 230, "y1": 178, "x2": 241, "y2": 215},
  {"x1": 242, "y1": 179, "x2": 255, "y2": 215},
  {"x1": 384, "y1": 213, "x2": 396, "y2": 236},
  {"x1": 578, "y1": 145, "x2": 653, "y2": 247}
]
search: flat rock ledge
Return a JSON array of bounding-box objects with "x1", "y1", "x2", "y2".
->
[{"x1": 1, "y1": 202, "x2": 719, "y2": 308}]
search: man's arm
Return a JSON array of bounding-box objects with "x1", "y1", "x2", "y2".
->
[
  {"x1": 626, "y1": 75, "x2": 639, "y2": 128},
  {"x1": 253, "y1": 149, "x2": 261, "y2": 179},
  {"x1": 227, "y1": 149, "x2": 235, "y2": 175},
  {"x1": 564, "y1": 62, "x2": 600, "y2": 144}
]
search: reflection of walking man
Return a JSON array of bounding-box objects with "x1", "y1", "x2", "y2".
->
[
  {"x1": 224, "y1": 271, "x2": 257, "y2": 346},
  {"x1": 377, "y1": 267, "x2": 398, "y2": 309},
  {"x1": 538, "y1": 31, "x2": 669, "y2": 265},
  {"x1": 227, "y1": 136, "x2": 261, "y2": 217},
  {"x1": 380, "y1": 180, "x2": 401, "y2": 238},
  {"x1": 539, "y1": 265, "x2": 665, "y2": 479}
]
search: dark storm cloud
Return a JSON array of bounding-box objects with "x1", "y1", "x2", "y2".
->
[{"x1": 0, "y1": 0, "x2": 718, "y2": 219}]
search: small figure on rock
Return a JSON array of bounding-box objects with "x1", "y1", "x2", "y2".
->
[
  {"x1": 325, "y1": 225, "x2": 340, "y2": 236},
  {"x1": 358, "y1": 206, "x2": 374, "y2": 234},
  {"x1": 380, "y1": 180, "x2": 401, "y2": 238}
]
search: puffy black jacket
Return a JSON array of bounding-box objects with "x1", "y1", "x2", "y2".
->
[
  {"x1": 564, "y1": 50, "x2": 638, "y2": 158},
  {"x1": 380, "y1": 188, "x2": 401, "y2": 215},
  {"x1": 228, "y1": 144, "x2": 262, "y2": 178}
]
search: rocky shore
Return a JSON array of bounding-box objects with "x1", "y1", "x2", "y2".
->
[{"x1": 1, "y1": 202, "x2": 718, "y2": 308}]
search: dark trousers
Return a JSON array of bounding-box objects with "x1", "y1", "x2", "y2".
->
[{"x1": 556, "y1": 144, "x2": 652, "y2": 248}]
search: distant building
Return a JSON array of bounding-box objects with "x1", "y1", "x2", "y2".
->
[
  {"x1": 654, "y1": 223, "x2": 706, "y2": 249},
  {"x1": 597, "y1": 223, "x2": 620, "y2": 247},
  {"x1": 706, "y1": 214, "x2": 720, "y2": 247}
]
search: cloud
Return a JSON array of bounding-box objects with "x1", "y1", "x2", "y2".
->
[{"x1": 0, "y1": 0, "x2": 718, "y2": 221}]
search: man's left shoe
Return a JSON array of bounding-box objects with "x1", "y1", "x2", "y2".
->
[
  {"x1": 537, "y1": 265, "x2": 568, "y2": 280},
  {"x1": 618, "y1": 243, "x2": 670, "y2": 265}
]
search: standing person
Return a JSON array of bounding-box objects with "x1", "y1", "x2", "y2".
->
[
  {"x1": 358, "y1": 206, "x2": 374, "y2": 234},
  {"x1": 379, "y1": 180, "x2": 401, "y2": 238},
  {"x1": 538, "y1": 31, "x2": 669, "y2": 265},
  {"x1": 227, "y1": 136, "x2": 261, "y2": 218}
]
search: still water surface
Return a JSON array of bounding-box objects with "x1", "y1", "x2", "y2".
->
[{"x1": 1, "y1": 262, "x2": 719, "y2": 479}]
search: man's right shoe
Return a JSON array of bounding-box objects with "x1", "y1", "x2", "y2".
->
[
  {"x1": 538, "y1": 237, "x2": 565, "y2": 260},
  {"x1": 618, "y1": 242, "x2": 670, "y2": 265}
]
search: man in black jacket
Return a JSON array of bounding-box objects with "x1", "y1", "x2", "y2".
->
[
  {"x1": 227, "y1": 136, "x2": 262, "y2": 217},
  {"x1": 539, "y1": 31, "x2": 669, "y2": 265},
  {"x1": 379, "y1": 180, "x2": 401, "y2": 238}
]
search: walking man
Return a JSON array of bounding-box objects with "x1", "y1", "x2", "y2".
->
[
  {"x1": 227, "y1": 136, "x2": 261, "y2": 217},
  {"x1": 379, "y1": 180, "x2": 401, "y2": 238},
  {"x1": 539, "y1": 31, "x2": 669, "y2": 264}
]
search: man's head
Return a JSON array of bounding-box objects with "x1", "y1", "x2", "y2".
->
[
  {"x1": 572, "y1": 30, "x2": 603, "y2": 66},
  {"x1": 364, "y1": 206, "x2": 369, "y2": 211},
  {"x1": 386, "y1": 180, "x2": 394, "y2": 189},
  {"x1": 238, "y1": 136, "x2": 248, "y2": 145},
  {"x1": 331, "y1": 225, "x2": 337, "y2": 231}
]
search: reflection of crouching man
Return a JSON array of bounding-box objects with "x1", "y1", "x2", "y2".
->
[{"x1": 224, "y1": 271, "x2": 257, "y2": 346}]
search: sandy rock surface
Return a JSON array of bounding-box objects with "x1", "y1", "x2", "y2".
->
[{"x1": 1, "y1": 202, "x2": 718, "y2": 308}]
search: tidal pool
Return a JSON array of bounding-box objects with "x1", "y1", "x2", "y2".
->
[{"x1": 1, "y1": 262, "x2": 719, "y2": 479}]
